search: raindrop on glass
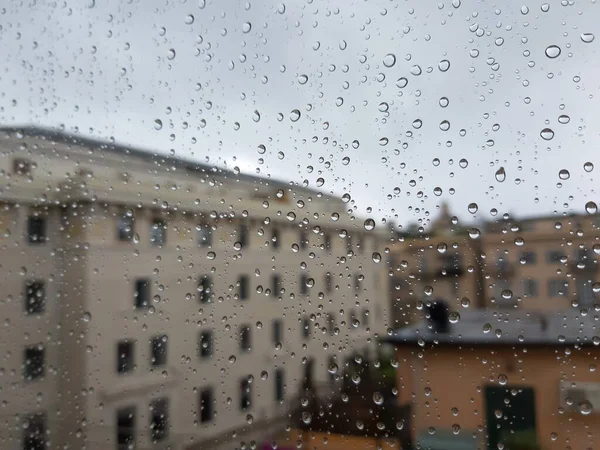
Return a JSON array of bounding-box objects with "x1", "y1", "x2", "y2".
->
[
  {"x1": 545, "y1": 45, "x2": 561, "y2": 59},
  {"x1": 383, "y1": 53, "x2": 396, "y2": 68},
  {"x1": 540, "y1": 128, "x2": 554, "y2": 140},
  {"x1": 495, "y1": 167, "x2": 506, "y2": 183}
]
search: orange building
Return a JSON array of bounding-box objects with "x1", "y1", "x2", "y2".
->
[{"x1": 385, "y1": 308, "x2": 600, "y2": 450}]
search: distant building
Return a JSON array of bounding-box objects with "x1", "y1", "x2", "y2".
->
[
  {"x1": 385, "y1": 308, "x2": 600, "y2": 450},
  {"x1": 389, "y1": 204, "x2": 600, "y2": 326},
  {"x1": 0, "y1": 126, "x2": 390, "y2": 450}
]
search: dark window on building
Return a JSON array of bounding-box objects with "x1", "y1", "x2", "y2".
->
[
  {"x1": 116, "y1": 407, "x2": 136, "y2": 450},
  {"x1": 548, "y1": 278, "x2": 568, "y2": 297},
  {"x1": 325, "y1": 272, "x2": 333, "y2": 293},
  {"x1": 354, "y1": 274, "x2": 361, "y2": 292},
  {"x1": 117, "y1": 340, "x2": 134, "y2": 374},
  {"x1": 134, "y1": 279, "x2": 150, "y2": 309},
  {"x1": 547, "y1": 250, "x2": 565, "y2": 264},
  {"x1": 198, "y1": 224, "x2": 212, "y2": 246},
  {"x1": 150, "y1": 219, "x2": 166, "y2": 246},
  {"x1": 199, "y1": 387, "x2": 214, "y2": 423},
  {"x1": 240, "y1": 325, "x2": 251, "y2": 352},
  {"x1": 149, "y1": 398, "x2": 169, "y2": 442},
  {"x1": 238, "y1": 223, "x2": 249, "y2": 247},
  {"x1": 117, "y1": 213, "x2": 134, "y2": 242},
  {"x1": 299, "y1": 230, "x2": 308, "y2": 249},
  {"x1": 327, "y1": 313, "x2": 336, "y2": 336},
  {"x1": 199, "y1": 331, "x2": 213, "y2": 359},
  {"x1": 275, "y1": 369, "x2": 284, "y2": 403},
  {"x1": 27, "y1": 216, "x2": 46, "y2": 244},
  {"x1": 272, "y1": 228, "x2": 280, "y2": 249},
  {"x1": 271, "y1": 274, "x2": 281, "y2": 297},
  {"x1": 24, "y1": 345, "x2": 45, "y2": 381},
  {"x1": 357, "y1": 235, "x2": 364, "y2": 253},
  {"x1": 272, "y1": 319, "x2": 283, "y2": 344},
  {"x1": 150, "y1": 335, "x2": 167, "y2": 368},
  {"x1": 328, "y1": 356, "x2": 336, "y2": 382},
  {"x1": 240, "y1": 378, "x2": 252, "y2": 411},
  {"x1": 362, "y1": 309, "x2": 369, "y2": 327},
  {"x1": 13, "y1": 158, "x2": 33, "y2": 176},
  {"x1": 523, "y1": 279, "x2": 539, "y2": 297},
  {"x1": 324, "y1": 233, "x2": 331, "y2": 251},
  {"x1": 521, "y1": 251, "x2": 537, "y2": 265},
  {"x1": 300, "y1": 274, "x2": 308, "y2": 295},
  {"x1": 198, "y1": 276, "x2": 212, "y2": 303},
  {"x1": 24, "y1": 280, "x2": 45, "y2": 315},
  {"x1": 349, "y1": 309, "x2": 357, "y2": 329},
  {"x1": 238, "y1": 275, "x2": 249, "y2": 300},
  {"x1": 301, "y1": 316, "x2": 310, "y2": 339},
  {"x1": 22, "y1": 413, "x2": 45, "y2": 450}
]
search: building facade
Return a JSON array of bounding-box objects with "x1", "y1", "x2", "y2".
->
[
  {"x1": 0, "y1": 127, "x2": 390, "y2": 450},
  {"x1": 389, "y1": 204, "x2": 600, "y2": 325}
]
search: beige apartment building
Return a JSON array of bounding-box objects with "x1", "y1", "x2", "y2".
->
[
  {"x1": 0, "y1": 126, "x2": 390, "y2": 450},
  {"x1": 390, "y1": 204, "x2": 600, "y2": 324}
]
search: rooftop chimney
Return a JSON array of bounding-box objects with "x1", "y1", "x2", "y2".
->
[{"x1": 427, "y1": 300, "x2": 450, "y2": 333}]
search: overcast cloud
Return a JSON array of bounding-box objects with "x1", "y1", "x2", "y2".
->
[{"x1": 0, "y1": 0, "x2": 598, "y2": 228}]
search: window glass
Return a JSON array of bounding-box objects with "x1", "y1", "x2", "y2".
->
[{"x1": 4, "y1": 3, "x2": 599, "y2": 450}]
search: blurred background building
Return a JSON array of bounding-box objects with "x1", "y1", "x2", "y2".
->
[{"x1": 0, "y1": 127, "x2": 391, "y2": 450}]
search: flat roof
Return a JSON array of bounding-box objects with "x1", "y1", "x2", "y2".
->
[{"x1": 382, "y1": 309, "x2": 600, "y2": 347}]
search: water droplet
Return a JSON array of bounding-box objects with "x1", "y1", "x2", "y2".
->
[
  {"x1": 520, "y1": 5, "x2": 529, "y2": 14},
  {"x1": 396, "y1": 77, "x2": 408, "y2": 88},
  {"x1": 290, "y1": 109, "x2": 301, "y2": 122},
  {"x1": 378, "y1": 102, "x2": 389, "y2": 112},
  {"x1": 252, "y1": 110, "x2": 261, "y2": 122},
  {"x1": 438, "y1": 59, "x2": 450, "y2": 72},
  {"x1": 410, "y1": 65, "x2": 422, "y2": 76},
  {"x1": 459, "y1": 159, "x2": 468, "y2": 168},
  {"x1": 439, "y1": 97, "x2": 449, "y2": 108},
  {"x1": 154, "y1": 119, "x2": 163, "y2": 130},
  {"x1": 167, "y1": 48, "x2": 176, "y2": 60},
  {"x1": 339, "y1": 40, "x2": 347, "y2": 50},
  {"x1": 545, "y1": 45, "x2": 561, "y2": 59},
  {"x1": 584, "y1": 162, "x2": 594, "y2": 173},
  {"x1": 229, "y1": 355, "x2": 236, "y2": 364},
  {"x1": 439, "y1": 120, "x2": 450, "y2": 131},
  {"x1": 558, "y1": 169, "x2": 570, "y2": 180},
  {"x1": 558, "y1": 114, "x2": 570, "y2": 124},
  {"x1": 541, "y1": 3, "x2": 550, "y2": 12},
  {"x1": 372, "y1": 252, "x2": 382, "y2": 263},
  {"x1": 242, "y1": 22, "x2": 252, "y2": 33},
  {"x1": 581, "y1": 33, "x2": 595, "y2": 43},
  {"x1": 342, "y1": 156, "x2": 350, "y2": 166},
  {"x1": 383, "y1": 53, "x2": 396, "y2": 68},
  {"x1": 495, "y1": 167, "x2": 506, "y2": 182},
  {"x1": 379, "y1": 137, "x2": 389, "y2": 146},
  {"x1": 277, "y1": 3, "x2": 286, "y2": 14},
  {"x1": 298, "y1": 74, "x2": 308, "y2": 85},
  {"x1": 364, "y1": 219, "x2": 376, "y2": 231},
  {"x1": 207, "y1": 251, "x2": 216, "y2": 260},
  {"x1": 579, "y1": 401, "x2": 593, "y2": 415},
  {"x1": 82, "y1": 312, "x2": 92, "y2": 322},
  {"x1": 448, "y1": 312, "x2": 460, "y2": 324},
  {"x1": 585, "y1": 201, "x2": 598, "y2": 214},
  {"x1": 540, "y1": 128, "x2": 554, "y2": 140},
  {"x1": 185, "y1": 14, "x2": 195, "y2": 24},
  {"x1": 412, "y1": 119, "x2": 423, "y2": 129},
  {"x1": 302, "y1": 412, "x2": 312, "y2": 424},
  {"x1": 468, "y1": 203, "x2": 478, "y2": 214},
  {"x1": 373, "y1": 392, "x2": 384, "y2": 405}
]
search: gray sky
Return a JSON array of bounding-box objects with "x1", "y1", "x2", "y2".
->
[{"x1": 1, "y1": 0, "x2": 598, "y2": 228}]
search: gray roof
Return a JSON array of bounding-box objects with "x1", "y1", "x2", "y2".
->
[
  {"x1": 0, "y1": 124, "x2": 336, "y2": 200},
  {"x1": 383, "y1": 309, "x2": 600, "y2": 347}
]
